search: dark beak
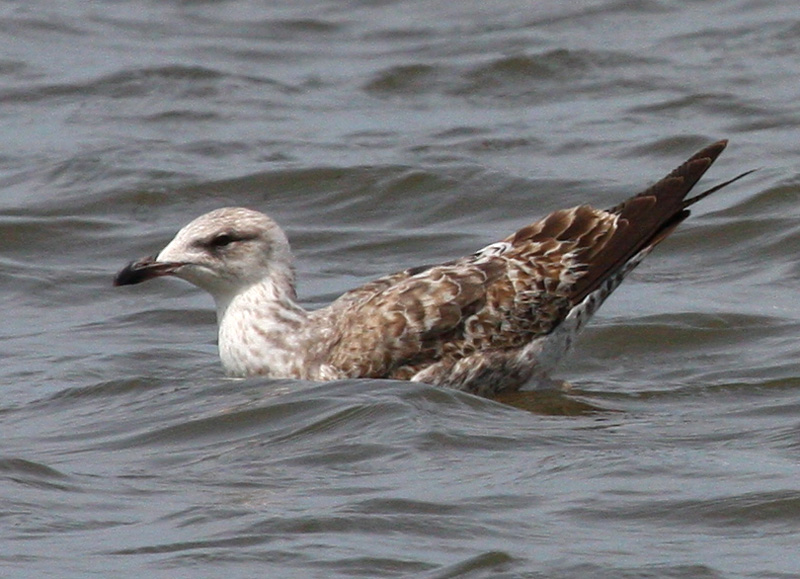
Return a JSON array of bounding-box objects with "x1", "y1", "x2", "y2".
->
[{"x1": 113, "y1": 256, "x2": 184, "y2": 286}]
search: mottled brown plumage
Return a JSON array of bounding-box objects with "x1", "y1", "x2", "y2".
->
[{"x1": 115, "y1": 141, "x2": 750, "y2": 396}]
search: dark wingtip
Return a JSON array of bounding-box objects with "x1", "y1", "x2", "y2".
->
[
  {"x1": 700, "y1": 139, "x2": 727, "y2": 159},
  {"x1": 571, "y1": 139, "x2": 742, "y2": 305},
  {"x1": 685, "y1": 139, "x2": 727, "y2": 167}
]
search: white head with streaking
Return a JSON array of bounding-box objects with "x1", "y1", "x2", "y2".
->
[
  {"x1": 153, "y1": 208, "x2": 295, "y2": 302},
  {"x1": 115, "y1": 207, "x2": 311, "y2": 378}
]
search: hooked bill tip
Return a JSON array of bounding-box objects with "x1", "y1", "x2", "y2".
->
[{"x1": 113, "y1": 256, "x2": 181, "y2": 287}]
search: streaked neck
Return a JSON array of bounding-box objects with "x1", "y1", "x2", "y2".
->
[{"x1": 215, "y1": 273, "x2": 310, "y2": 378}]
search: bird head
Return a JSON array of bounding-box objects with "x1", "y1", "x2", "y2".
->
[{"x1": 114, "y1": 207, "x2": 294, "y2": 302}]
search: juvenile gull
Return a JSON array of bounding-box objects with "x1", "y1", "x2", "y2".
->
[{"x1": 115, "y1": 141, "x2": 750, "y2": 397}]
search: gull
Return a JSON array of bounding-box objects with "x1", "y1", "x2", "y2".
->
[{"x1": 114, "y1": 141, "x2": 750, "y2": 397}]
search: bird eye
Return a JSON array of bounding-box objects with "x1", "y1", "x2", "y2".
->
[{"x1": 210, "y1": 233, "x2": 236, "y2": 248}]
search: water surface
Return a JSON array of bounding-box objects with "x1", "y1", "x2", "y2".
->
[{"x1": 2, "y1": 1, "x2": 800, "y2": 577}]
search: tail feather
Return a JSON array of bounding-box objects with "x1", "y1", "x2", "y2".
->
[{"x1": 683, "y1": 168, "x2": 756, "y2": 208}]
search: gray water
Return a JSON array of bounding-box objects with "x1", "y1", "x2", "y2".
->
[{"x1": 3, "y1": 1, "x2": 800, "y2": 577}]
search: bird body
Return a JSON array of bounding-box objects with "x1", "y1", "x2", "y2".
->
[{"x1": 115, "y1": 141, "x2": 749, "y2": 396}]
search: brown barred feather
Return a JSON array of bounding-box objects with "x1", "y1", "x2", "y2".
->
[{"x1": 315, "y1": 141, "x2": 748, "y2": 391}]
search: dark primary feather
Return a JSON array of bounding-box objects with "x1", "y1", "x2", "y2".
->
[{"x1": 570, "y1": 139, "x2": 730, "y2": 304}]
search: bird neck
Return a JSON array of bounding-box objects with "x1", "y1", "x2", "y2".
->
[{"x1": 214, "y1": 271, "x2": 311, "y2": 378}]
